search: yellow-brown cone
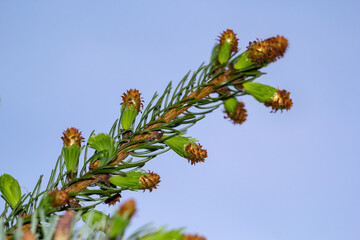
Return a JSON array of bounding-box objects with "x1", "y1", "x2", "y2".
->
[
  {"x1": 247, "y1": 35, "x2": 288, "y2": 65},
  {"x1": 224, "y1": 101, "x2": 248, "y2": 125},
  {"x1": 218, "y1": 29, "x2": 239, "y2": 53},
  {"x1": 118, "y1": 199, "x2": 136, "y2": 219},
  {"x1": 61, "y1": 127, "x2": 84, "y2": 147},
  {"x1": 139, "y1": 171, "x2": 161, "y2": 192},
  {"x1": 121, "y1": 89, "x2": 144, "y2": 112},
  {"x1": 264, "y1": 89, "x2": 293, "y2": 112},
  {"x1": 185, "y1": 143, "x2": 207, "y2": 165},
  {"x1": 183, "y1": 234, "x2": 206, "y2": 240}
]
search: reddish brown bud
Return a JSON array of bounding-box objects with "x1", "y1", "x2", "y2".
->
[
  {"x1": 264, "y1": 89, "x2": 293, "y2": 112},
  {"x1": 68, "y1": 199, "x2": 81, "y2": 209},
  {"x1": 89, "y1": 160, "x2": 99, "y2": 170},
  {"x1": 247, "y1": 35, "x2": 288, "y2": 65},
  {"x1": 118, "y1": 199, "x2": 136, "y2": 219},
  {"x1": 105, "y1": 193, "x2": 121, "y2": 206},
  {"x1": 218, "y1": 29, "x2": 239, "y2": 53},
  {"x1": 149, "y1": 131, "x2": 164, "y2": 140},
  {"x1": 48, "y1": 190, "x2": 70, "y2": 207},
  {"x1": 139, "y1": 171, "x2": 161, "y2": 192},
  {"x1": 185, "y1": 143, "x2": 207, "y2": 165},
  {"x1": 224, "y1": 101, "x2": 248, "y2": 125},
  {"x1": 120, "y1": 89, "x2": 144, "y2": 112},
  {"x1": 61, "y1": 127, "x2": 84, "y2": 147},
  {"x1": 183, "y1": 234, "x2": 206, "y2": 240}
]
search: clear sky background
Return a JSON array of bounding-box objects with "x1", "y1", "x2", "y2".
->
[{"x1": 0, "y1": 1, "x2": 359, "y2": 239}]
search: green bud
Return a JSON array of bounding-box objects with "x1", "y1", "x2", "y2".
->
[
  {"x1": 162, "y1": 135, "x2": 197, "y2": 159},
  {"x1": 218, "y1": 41, "x2": 231, "y2": 64},
  {"x1": 88, "y1": 133, "x2": 117, "y2": 167},
  {"x1": 223, "y1": 97, "x2": 238, "y2": 117},
  {"x1": 108, "y1": 199, "x2": 137, "y2": 237},
  {"x1": 137, "y1": 227, "x2": 184, "y2": 240},
  {"x1": 162, "y1": 134, "x2": 207, "y2": 165},
  {"x1": 234, "y1": 51, "x2": 256, "y2": 71},
  {"x1": 109, "y1": 213, "x2": 129, "y2": 238},
  {"x1": 109, "y1": 171, "x2": 146, "y2": 189},
  {"x1": 242, "y1": 82, "x2": 277, "y2": 103},
  {"x1": 82, "y1": 210, "x2": 109, "y2": 232},
  {"x1": 62, "y1": 145, "x2": 81, "y2": 173},
  {"x1": 0, "y1": 174, "x2": 21, "y2": 209},
  {"x1": 61, "y1": 128, "x2": 84, "y2": 174},
  {"x1": 120, "y1": 89, "x2": 143, "y2": 130},
  {"x1": 121, "y1": 106, "x2": 138, "y2": 130}
]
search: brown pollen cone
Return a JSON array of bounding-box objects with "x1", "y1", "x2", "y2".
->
[
  {"x1": 218, "y1": 29, "x2": 239, "y2": 53},
  {"x1": 48, "y1": 190, "x2": 70, "y2": 207},
  {"x1": 121, "y1": 89, "x2": 144, "y2": 112},
  {"x1": 139, "y1": 171, "x2": 161, "y2": 192},
  {"x1": 247, "y1": 35, "x2": 288, "y2": 65},
  {"x1": 183, "y1": 234, "x2": 206, "y2": 240},
  {"x1": 61, "y1": 127, "x2": 84, "y2": 147},
  {"x1": 224, "y1": 101, "x2": 247, "y2": 125},
  {"x1": 185, "y1": 143, "x2": 207, "y2": 165},
  {"x1": 118, "y1": 199, "x2": 136, "y2": 219},
  {"x1": 264, "y1": 89, "x2": 293, "y2": 112}
]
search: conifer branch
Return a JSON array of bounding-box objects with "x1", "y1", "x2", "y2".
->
[{"x1": 0, "y1": 29, "x2": 292, "y2": 239}]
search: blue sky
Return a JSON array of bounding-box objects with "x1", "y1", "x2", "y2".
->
[{"x1": 0, "y1": 1, "x2": 359, "y2": 239}]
